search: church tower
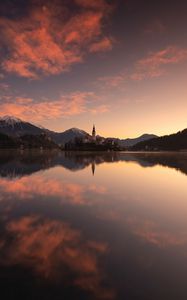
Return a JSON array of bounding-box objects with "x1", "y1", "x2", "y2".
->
[{"x1": 92, "y1": 124, "x2": 96, "y2": 140}]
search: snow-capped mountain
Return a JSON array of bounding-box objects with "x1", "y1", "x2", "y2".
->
[
  {"x1": 0, "y1": 116, "x2": 89, "y2": 144},
  {"x1": 0, "y1": 115, "x2": 43, "y2": 137},
  {"x1": 0, "y1": 116, "x2": 23, "y2": 126}
]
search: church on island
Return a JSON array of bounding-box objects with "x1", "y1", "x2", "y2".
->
[
  {"x1": 64, "y1": 124, "x2": 120, "y2": 151},
  {"x1": 92, "y1": 124, "x2": 96, "y2": 140}
]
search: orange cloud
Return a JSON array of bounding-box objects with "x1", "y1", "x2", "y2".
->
[
  {"x1": 0, "y1": 92, "x2": 99, "y2": 122},
  {"x1": 89, "y1": 37, "x2": 113, "y2": 53},
  {"x1": 96, "y1": 46, "x2": 187, "y2": 89},
  {"x1": 0, "y1": 1, "x2": 113, "y2": 79},
  {"x1": 0, "y1": 91, "x2": 108, "y2": 122},
  {"x1": 98, "y1": 74, "x2": 125, "y2": 88},
  {"x1": 131, "y1": 46, "x2": 187, "y2": 80},
  {"x1": 89, "y1": 104, "x2": 109, "y2": 114}
]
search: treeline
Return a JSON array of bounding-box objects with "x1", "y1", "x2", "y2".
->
[
  {"x1": 132, "y1": 129, "x2": 187, "y2": 151},
  {"x1": 0, "y1": 133, "x2": 59, "y2": 149}
]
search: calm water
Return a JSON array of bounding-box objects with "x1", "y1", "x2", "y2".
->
[{"x1": 0, "y1": 151, "x2": 187, "y2": 300}]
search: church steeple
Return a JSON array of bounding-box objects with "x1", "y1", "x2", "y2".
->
[{"x1": 92, "y1": 124, "x2": 96, "y2": 138}]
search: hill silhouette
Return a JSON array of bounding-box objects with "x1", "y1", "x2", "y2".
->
[{"x1": 132, "y1": 129, "x2": 187, "y2": 151}]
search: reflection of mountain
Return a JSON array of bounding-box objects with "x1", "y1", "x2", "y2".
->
[
  {"x1": 0, "y1": 151, "x2": 119, "y2": 178},
  {"x1": 123, "y1": 152, "x2": 187, "y2": 174},
  {"x1": 0, "y1": 151, "x2": 56, "y2": 179},
  {"x1": 0, "y1": 151, "x2": 187, "y2": 178}
]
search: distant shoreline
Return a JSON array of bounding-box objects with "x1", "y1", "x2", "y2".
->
[{"x1": 0, "y1": 148, "x2": 187, "y2": 154}]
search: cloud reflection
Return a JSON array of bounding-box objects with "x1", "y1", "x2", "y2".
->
[{"x1": 0, "y1": 215, "x2": 114, "y2": 299}]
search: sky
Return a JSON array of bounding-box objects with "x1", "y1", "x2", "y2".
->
[{"x1": 0, "y1": 0, "x2": 187, "y2": 138}]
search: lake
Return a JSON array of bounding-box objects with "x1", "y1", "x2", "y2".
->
[{"x1": 0, "y1": 150, "x2": 187, "y2": 300}]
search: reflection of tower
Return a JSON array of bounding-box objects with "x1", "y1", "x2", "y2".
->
[
  {"x1": 92, "y1": 124, "x2": 96, "y2": 140},
  {"x1": 91, "y1": 161, "x2": 95, "y2": 176}
]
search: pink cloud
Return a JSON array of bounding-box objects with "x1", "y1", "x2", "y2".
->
[
  {"x1": 0, "y1": 83, "x2": 9, "y2": 90},
  {"x1": 96, "y1": 46, "x2": 187, "y2": 89},
  {"x1": 0, "y1": 91, "x2": 108, "y2": 122},
  {"x1": 98, "y1": 74, "x2": 125, "y2": 88},
  {"x1": 89, "y1": 104, "x2": 109, "y2": 114},
  {"x1": 131, "y1": 46, "x2": 187, "y2": 80},
  {"x1": 0, "y1": 91, "x2": 109, "y2": 122},
  {"x1": 89, "y1": 37, "x2": 113, "y2": 53},
  {"x1": 0, "y1": 1, "x2": 113, "y2": 79}
]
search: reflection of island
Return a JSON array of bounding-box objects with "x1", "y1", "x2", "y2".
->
[
  {"x1": 0, "y1": 150, "x2": 121, "y2": 178},
  {"x1": 0, "y1": 150, "x2": 187, "y2": 178}
]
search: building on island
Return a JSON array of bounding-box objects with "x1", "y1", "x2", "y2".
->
[
  {"x1": 92, "y1": 124, "x2": 96, "y2": 141},
  {"x1": 65, "y1": 124, "x2": 120, "y2": 151}
]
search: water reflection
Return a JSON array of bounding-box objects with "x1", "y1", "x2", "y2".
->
[
  {"x1": 0, "y1": 151, "x2": 187, "y2": 299},
  {"x1": 1, "y1": 216, "x2": 113, "y2": 299},
  {"x1": 0, "y1": 150, "x2": 187, "y2": 178}
]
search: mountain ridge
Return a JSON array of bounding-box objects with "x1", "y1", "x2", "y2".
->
[
  {"x1": 0, "y1": 115, "x2": 158, "y2": 147},
  {"x1": 132, "y1": 129, "x2": 187, "y2": 151},
  {"x1": 119, "y1": 133, "x2": 158, "y2": 147}
]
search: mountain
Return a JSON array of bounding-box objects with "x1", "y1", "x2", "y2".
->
[
  {"x1": 0, "y1": 116, "x2": 89, "y2": 145},
  {"x1": 132, "y1": 129, "x2": 187, "y2": 151},
  {"x1": 119, "y1": 134, "x2": 158, "y2": 148},
  {"x1": 0, "y1": 116, "x2": 43, "y2": 137},
  {"x1": 0, "y1": 116, "x2": 158, "y2": 148},
  {"x1": 47, "y1": 128, "x2": 90, "y2": 145},
  {"x1": 0, "y1": 116, "x2": 22, "y2": 126}
]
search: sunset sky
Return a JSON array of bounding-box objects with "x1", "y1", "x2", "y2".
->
[{"x1": 0, "y1": 0, "x2": 187, "y2": 138}]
